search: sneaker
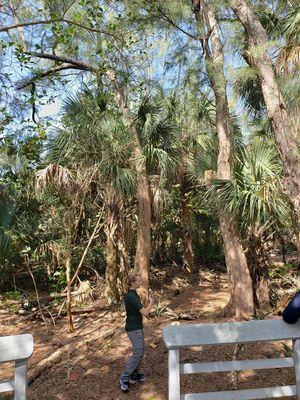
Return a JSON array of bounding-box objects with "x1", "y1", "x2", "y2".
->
[
  {"x1": 129, "y1": 373, "x2": 147, "y2": 384},
  {"x1": 120, "y1": 380, "x2": 129, "y2": 393}
]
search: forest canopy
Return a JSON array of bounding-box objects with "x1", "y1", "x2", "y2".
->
[{"x1": 0, "y1": 0, "x2": 299, "y2": 331}]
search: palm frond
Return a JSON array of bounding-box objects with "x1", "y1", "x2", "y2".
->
[
  {"x1": 209, "y1": 137, "x2": 287, "y2": 233},
  {"x1": 233, "y1": 67, "x2": 265, "y2": 117},
  {"x1": 36, "y1": 163, "x2": 74, "y2": 194}
]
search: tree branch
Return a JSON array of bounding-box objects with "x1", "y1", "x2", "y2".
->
[
  {"x1": 141, "y1": 0, "x2": 198, "y2": 40},
  {"x1": 156, "y1": 6, "x2": 198, "y2": 40},
  {"x1": 25, "y1": 52, "x2": 98, "y2": 73},
  {"x1": 8, "y1": 0, "x2": 28, "y2": 50},
  {"x1": 0, "y1": 17, "x2": 122, "y2": 41},
  {"x1": 17, "y1": 63, "x2": 87, "y2": 89}
]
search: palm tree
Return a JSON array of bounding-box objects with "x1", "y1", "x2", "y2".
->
[
  {"x1": 48, "y1": 89, "x2": 135, "y2": 305},
  {"x1": 171, "y1": 93, "x2": 217, "y2": 272},
  {"x1": 36, "y1": 163, "x2": 79, "y2": 332},
  {"x1": 230, "y1": 0, "x2": 300, "y2": 216},
  {"x1": 213, "y1": 137, "x2": 288, "y2": 309}
]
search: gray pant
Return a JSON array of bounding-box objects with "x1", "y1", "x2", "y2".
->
[{"x1": 120, "y1": 329, "x2": 144, "y2": 382}]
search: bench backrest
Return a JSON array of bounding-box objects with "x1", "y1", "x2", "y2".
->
[
  {"x1": 0, "y1": 334, "x2": 34, "y2": 400},
  {"x1": 163, "y1": 319, "x2": 300, "y2": 400}
]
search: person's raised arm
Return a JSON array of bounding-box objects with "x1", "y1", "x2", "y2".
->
[{"x1": 140, "y1": 296, "x2": 154, "y2": 317}]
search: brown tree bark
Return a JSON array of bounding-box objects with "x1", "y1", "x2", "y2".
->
[
  {"x1": 247, "y1": 227, "x2": 271, "y2": 310},
  {"x1": 230, "y1": 0, "x2": 300, "y2": 214},
  {"x1": 192, "y1": 0, "x2": 254, "y2": 319},
  {"x1": 106, "y1": 71, "x2": 151, "y2": 302}
]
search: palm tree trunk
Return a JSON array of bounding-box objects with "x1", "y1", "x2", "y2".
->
[
  {"x1": 230, "y1": 0, "x2": 300, "y2": 214},
  {"x1": 106, "y1": 70, "x2": 151, "y2": 302},
  {"x1": 192, "y1": 0, "x2": 254, "y2": 319}
]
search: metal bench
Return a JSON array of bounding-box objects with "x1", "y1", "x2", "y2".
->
[
  {"x1": 0, "y1": 334, "x2": 34, "y2": 400},
  {"x1": 163, "y1": 319, "x2": 300, "y2": 400}
]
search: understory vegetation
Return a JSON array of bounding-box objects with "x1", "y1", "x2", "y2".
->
[{"x1": 0, "y1": 0, "x2": 299, "y2": 331}]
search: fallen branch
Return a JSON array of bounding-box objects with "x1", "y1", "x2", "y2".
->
[{"x1": 28, "y1": 345, "x2": 71, "y2": 385}]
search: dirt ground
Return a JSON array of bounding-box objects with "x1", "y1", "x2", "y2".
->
[{"x1": 0, "y1": 270, "x2": 297, "y2": 400}]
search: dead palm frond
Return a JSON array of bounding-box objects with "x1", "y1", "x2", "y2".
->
[{"x1": 35, "y1": 163, "x2": 75, "y2": 194}]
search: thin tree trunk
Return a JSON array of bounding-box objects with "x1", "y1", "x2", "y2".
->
[
  {"x1": 104, "y1": 191, "x2": 119, "y2": 304},
  {"x1": 66, "y1": 241, "x2": 74, "y2": 333},
  {"x1": 117, "y1": 227, "x2": 130, "y2": 297},
  {"x1": 70, "y1": 208, "x2": 103, "y2": 287},
  {"x1": 179, "y1": 165, "x2": 195, "y2": 273},
  {"x1": 134, "y1": 155, "x2": 151, "y2": 302},
  {"x1": 24, "y1": 255, "x2": 47, "y2": 326},
  {"x1": 230, "y1": 0, "x2": 300, "y2": 214},
  {"x1": 106, "y1": 70, "x2": 151, "y2": 302},
  {"x1": 105, "y1": 229, "x2": 119, "y2": 304},
  {"x1": 192, "y1": 1, "x2": 254, "y2": 319}
]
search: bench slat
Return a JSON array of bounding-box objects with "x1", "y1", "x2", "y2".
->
[
  {"x1": 163, "y1": 320, "x2": 300, "y2": 348},
  {"x1": 0, "y1": 334, "x2": 34, "y2": 363},
  {"x1": 180, "y1": 357, "x2": 294, "y2": 374},
  {"x1": 181, "y1": 385, "x2": 297, "y2": 400},
  {"x1": 0, "y1": 380, "x2": 15, "y2": 393}
]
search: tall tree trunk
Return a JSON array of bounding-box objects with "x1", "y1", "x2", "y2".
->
[
  {"x1": 106, "y1": 71, "x2": 151, "y2": 302},
  {"x1": 230, "y1": 0, "x2": 300, "y2": 214},
  {"x1": 192, "y1": 1, "x2": 254, "y2": 319},
  {"x1": 179, "y1": 164, "x2": 195, "y2": 273}
]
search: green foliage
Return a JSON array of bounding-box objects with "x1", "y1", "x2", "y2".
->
[
  {"x1": 3, "y1": 290, "x2": 21, "y2": 300},
  {"x1": 0, "y1": 0, "x2": 298, "y2": 296},
  {"x1": 209, "y1": 137, "x2": 287, "y2": 235}
]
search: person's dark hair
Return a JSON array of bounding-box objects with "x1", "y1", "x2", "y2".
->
[{"x1": 127, "y1": 273, "x2": 139, "y2": 287}]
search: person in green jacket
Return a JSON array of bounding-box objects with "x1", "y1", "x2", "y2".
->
[{"x1": 120, "y1": 273, "x2": 154, "y2": 393}]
